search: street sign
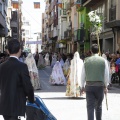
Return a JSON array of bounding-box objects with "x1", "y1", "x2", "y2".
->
[{"x1": 26, "y1": 41, "x2": 42, "y2": 44}]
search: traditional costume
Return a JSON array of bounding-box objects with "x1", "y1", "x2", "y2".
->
[
  {"x1": 45, "y1": 53, "x2": 50, "y2": 66},
  {"x1": 51, "y1": 54, "x2": 57, "y2": 68},
  {"x1": 66, "y1": 52, "x2": 83, "y2": 97},
  {"x1": 25, "y1": 53, "x2": 41, "y2": 90},
  {"x1": 63, "y1": 59, "x2": 70, "y2": 76},
  {"x1": 49, "y1": 61, "x2": 66, "y2": 85},
  {"x1": 38, "y1": 53, "x2": 45, "y2": 67}
]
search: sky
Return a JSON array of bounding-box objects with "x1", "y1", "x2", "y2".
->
[
  {"x1": 22, "y1": 0, "x2": 45, "y2": 34},
  {"x1": 21, "y1": 0, "x2": 45, "y2": 53}
]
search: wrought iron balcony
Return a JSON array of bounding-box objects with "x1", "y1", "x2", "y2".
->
[
  {"x1": 109, "y1": 6, "x2": 116, "y2": 21},
  {"x1": 83, "y1": 0, "x2": 103, "y2": 7},
  {"x1": 74, "y1": 29, "x2": 85, "y2": 42},
  {"x1": 64, "y1": 29, "x2": 72, "y2": 40},
  {"x1": 66, "y1": 2, "x2": 71, "y2": 11}
]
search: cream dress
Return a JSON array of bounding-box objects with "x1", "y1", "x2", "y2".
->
[
  {"x1": 49, "y1": 61, "x2": 66, "y2": 85},
  {"x1": 66, "y1": 52, "x2": 83, "y2": 97},
  {"x1": 25, "y1": 53, "x2": 41, "y2": 90}
]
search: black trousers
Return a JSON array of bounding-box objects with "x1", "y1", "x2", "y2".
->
[
  {"x1": 3, "y1": 115, "x2": 21, "y2": 120},
  {"x1": 85, "y1": 86, "x2": 104, "y2": 120}
]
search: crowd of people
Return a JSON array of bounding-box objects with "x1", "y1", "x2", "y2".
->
[{"x1": 0, "y1": 39, "x2": 119, "y2": 120}]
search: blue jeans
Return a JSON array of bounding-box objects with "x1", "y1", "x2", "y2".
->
[{"x1": 85, "y1": 86, "x2": 104, "y2": 120}]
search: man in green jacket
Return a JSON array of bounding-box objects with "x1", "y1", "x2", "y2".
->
[{"x1": 81, "y1": 44, "x2": 109, "y2": 120}]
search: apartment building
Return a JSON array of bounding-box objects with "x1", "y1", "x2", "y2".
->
[
  {"x1": 0, "y1": 0, "x2": 12, "y2": 52},
  {"x1": 43, "y1": 0, "x2": 120, "y2": 54},
  {"x1": 11, "y1": 0, "x2": 22, "y2": 44},
  {"x1": 83, "y1": 0, "x2": 120, "y2": 53}
]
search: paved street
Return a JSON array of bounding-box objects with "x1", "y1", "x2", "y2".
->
[{"x1": 1, "y1": 66, "x2": 120, "y2": 120}]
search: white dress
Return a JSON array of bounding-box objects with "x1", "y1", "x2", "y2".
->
[
  {"x1": 25, "y1": 53, "x2": 41, "y2": 90},
  {"x1": 49, "y1": 61, "x2": 66, "y2": 85},
  {"x1": 51, "y1": 55, "x2": 57, "y2": 68},
  {"x1": 63, "y1": 59, "x2": 70, "y2": 76},
  {"x1": 66, "y1": 52, "x2": 83, "y2": 97},
  {"x1": 38, "y1": 54, "x2": 45, "y2": 67},
  {"x1": 45, "y1": 53, "x2": 50, "y2": 66}
]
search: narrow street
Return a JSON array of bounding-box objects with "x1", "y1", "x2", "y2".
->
[{"x1": 1, "y1": 66, "x2": 120, "y2": 120}]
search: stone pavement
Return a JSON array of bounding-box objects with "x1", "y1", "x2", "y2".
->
[{"x1": 0, "y1": 66, "x2": 120, "y2": 120}]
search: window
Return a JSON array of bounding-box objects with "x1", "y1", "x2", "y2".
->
[
  {"x1": 109, "y1": 0, "x2": 116, "y2": 21},
  {"x1": 110, "y1": 0, "x2": 116, "y2": 8},
  {"x1": 0, "y1": 3, "x2": 2, "y2": 12}
]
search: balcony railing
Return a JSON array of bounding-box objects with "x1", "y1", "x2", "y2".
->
[
  {"x1": 66, "y1": 3, "x2": 71, "y2": 11},
  {"x1": 109, "y1": 6, "x2": 116, "y2": 21},
  {"x1": 48, "y1": 30, "x2": 53, "y2": 38},
  {"x1": 64, "y1": 29, "x2": 72, "y2": 40},
  {"x1": 74, "y1": 29, "x2": 85, "y2": 42},
  {"x1": 62, "y1": 9, "x2": 67, "y2": 15}
]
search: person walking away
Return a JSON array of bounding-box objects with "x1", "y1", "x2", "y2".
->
[
  {"x1": 44, "y1": 53, "x2": 50, "y2": 66},
  {"x1": 66, "y1": 51, "x2": 83, "y2": 97},
  {"x1": 0, "y1": 40, "x2": 34, "y2": 120},
  {"x1": 34, "y1": 51, "x2": 39, "y2": 66},
  {"x1": 49, "y1": 61, "x2": 66, "y2": 85},
  {"x1": 81, "y1": 44, "x2": 109, "y2": 120},
  {"x1": 25, "y1": 53, "x2": 41, "y2": 90},
  {"x1": 37, "y1": 53, "x2": 45, "y2": 68}
]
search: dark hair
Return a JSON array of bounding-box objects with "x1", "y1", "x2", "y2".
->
[
  {"x1": 91, "y1": 44, "x2": 99, "y2": 54},
  {"x1": 8, "y1": 40, "x2": 21, "y2": 54}
]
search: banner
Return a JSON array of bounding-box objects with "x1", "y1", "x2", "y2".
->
[
  {"x1": 26, "y1": 41, "x2": 42, "y2": 44},
  {"x1": 34, "y1": 2, "x2": 40, "y2": 9}
]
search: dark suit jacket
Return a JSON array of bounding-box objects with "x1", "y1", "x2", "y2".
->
[{"x1": 0, "y1": 57, "x2": 34, "y2": 116}]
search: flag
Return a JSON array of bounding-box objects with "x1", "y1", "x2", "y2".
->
[
  {"x1": 34, "y1": 2, "x2": 40, "y2": 9},
  {"x1": 12, "y1": 3, "x2": 19, "y2": 9}
]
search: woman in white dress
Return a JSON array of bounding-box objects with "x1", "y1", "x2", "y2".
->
[
  {"x1": 25, "y1": 53, "x2": 41, "y2": 90},
  {"x1": 45, "y1": 53, "x2": 50, "y2": 66},
  {"x1": 49, "y1": 61, "x2": 66, "y2": 85},
  {"x1": 38, "y1": 53, "x2": 45, "y2": 67},
  {"x1": 51, "y1": 53, "x2": 57, "y2": 68},
  {"x1": 63, "y1": 58, "x2": 70, "y2": 76},
  {"x1": 66, "y1": 51, "x2": 83, "y2": 97}
]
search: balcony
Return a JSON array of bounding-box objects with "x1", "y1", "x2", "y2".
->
[
  {"x1": 66, "y1": 3, "x2": 71, "y2": 11},
  {"x1": 10, "y1": 21, "x2": 18, "y2": 28},
  {"x1": 53, "y1": 27, "x2": 58, "y2": 37},
  {"x1": 105, "y1": 6, "x2": 119, "y2": 28},
  {"x1": 45, "y1": 6, "x2": 49, "y2": 14},
  {"x1": 0, "y1": 12, "x2": 5, "y2": 28},
  {"x1": 74, "y1": 29, "x2": 85, "y2": 42},
  {"x1": 83, "y1": 0, "x2": 103, "y2": 7},
  {"x1": 48, "y1": 30, "x2": 53, "y2": 38},
  {"x1": 48, "y1": 16, "x2": 54, "y2": 25},
  {"x1": 64, "y1": 29, "x2": 72, "y2": 40},
  {"x1": 109, "y1": 6, "x2": 116, "y2": 21}
]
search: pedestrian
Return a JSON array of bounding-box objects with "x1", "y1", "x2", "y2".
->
[
  {"x1": 65, "y1": 51, "x2": 83, "y2": 97},
  {"x1": 49, "y1": 61, "x2": 66, "y2": 85},
  {"x1": 25, "y1": 53, "x2": 41, "y2": 90},
  {"x1": 44, "y1": 53, "x2": 50, "y2": 66},
  {"x1": 81, "y1": 44, "x2": 109, "y2": 120},
  {"x1": 0, "y1": 40, "x2": 34, "y2": 120},
  {"x1": 34, "y1": 51, "x2": 39, "y2": 66}
]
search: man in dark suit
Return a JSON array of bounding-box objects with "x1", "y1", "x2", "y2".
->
[{"x1": 0, "y1": 40, "x2": 34, "y2": 120}]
